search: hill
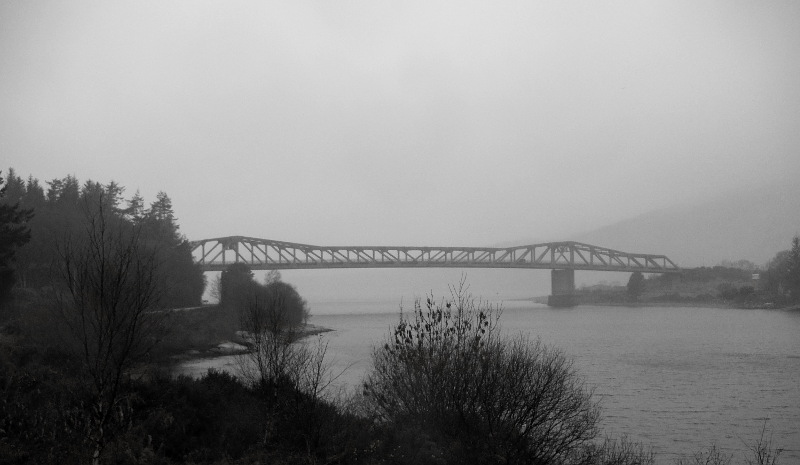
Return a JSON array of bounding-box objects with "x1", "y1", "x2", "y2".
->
[{"x1": 566, "y1": 182, "x2": 800, "y2": 268}]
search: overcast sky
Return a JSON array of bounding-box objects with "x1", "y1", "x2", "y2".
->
[{"x1": 2, "y1": 1, "x2": 799, "y2": 247}]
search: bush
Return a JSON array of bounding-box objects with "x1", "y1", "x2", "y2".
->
[{"x1": 363, "y1": 280, "x2": 602, "y2": 465}]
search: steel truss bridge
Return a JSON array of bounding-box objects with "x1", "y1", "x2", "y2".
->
[
  {"x1": 190, "y1": 236, "x2": 679, "y2": 274},
  {"x1": 189, "y1": 236, "x2": 679, "y2": 307}
]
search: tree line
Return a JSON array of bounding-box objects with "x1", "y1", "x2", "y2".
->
[
  {"x1": 0, "y1": 167, "x2": 205, "y2": 309},
  {"x1": 617, "y1": 241, "x2": 800, "y2": 306},
  {"x1": 0, "y1": 168, "x2": 207, "y2": 463},
  {"x1": 760, "y1": 236, "x2": 800, "y2": 304}
]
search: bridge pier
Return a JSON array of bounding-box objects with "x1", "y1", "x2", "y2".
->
[{"x1": 548, "y1": 269, "x2": 576, "y2": 307}]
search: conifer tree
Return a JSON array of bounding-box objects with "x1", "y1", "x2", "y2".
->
[
  {"x1": 151, "y1": 191, "x2": 173, "y2": 220},
  {"x1": 125, "y1": 189, "x2": 146, "y2": 224},
  {"x1": 786, "y1": 235, "x2": 800, "y2": 303},
  {"x1": 0, "y1": 170, "x2": 34, "y2": 303},
  {"x1": 60, "y1": 175, "x2": 80, "y2": 206},
  {"x1": 25, "y1": 175, "x2": 46, "y2": 208},
  {"x1": 46, "y1": 178, "x2": 64, "y2": 203},
  {"x1": 81, "y1": 180, "x2": 105, "y2": 205},
  {"x1": 627, "y1": 271, "x2": 645, "y2": 301},
  {"x1": 2, "y1": 168, "x2": 26, "y2": 203},
  {"x1": 104, "y1": 181, "x2": 125, "y2": 214}
]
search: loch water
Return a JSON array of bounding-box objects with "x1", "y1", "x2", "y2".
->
[
  {"x1": 177, "y1": 300, "x2": 800, "y2": 463},
  {"x1": 309, "y1": 301, "x2": 800, "y2": 464}
]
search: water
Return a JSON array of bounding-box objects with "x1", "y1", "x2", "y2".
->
[{"x1": 178, "y1": 300, "x2": 800, "y2": 463}]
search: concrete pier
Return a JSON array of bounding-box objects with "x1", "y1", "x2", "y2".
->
[{"x1": 548, "y1": 269, "x2": 576, "y2": 307}]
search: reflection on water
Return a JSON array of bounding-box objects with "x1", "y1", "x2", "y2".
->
[{"x1": 177, "y1": 301, "x2": 800, "y2": 464}]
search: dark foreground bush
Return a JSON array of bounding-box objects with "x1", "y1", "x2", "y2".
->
[
  {"x1": 0, "y1": 341, "x2": 371, "y2": 465},
  {"x1": 363, "y1": 281, "x2": 608, "y2": 465}
]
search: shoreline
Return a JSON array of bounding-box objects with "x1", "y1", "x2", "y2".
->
[
  {"x1": 169, "y1": 322, "x2": 335, "y2": 363},
  {"x1": 515, "y1": 297, "x2": 800, "y2": 311}
]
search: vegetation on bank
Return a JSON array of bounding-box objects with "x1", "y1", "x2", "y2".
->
[
  {"x1": 574, "y1": 239, "x2": 800, "y2": 309},
  {"x1": 0, "y1": 169, "x2": 789, "y2": 464},
  {"x1": 0, "y1": 168, "x2": 205, "y2": 310}
]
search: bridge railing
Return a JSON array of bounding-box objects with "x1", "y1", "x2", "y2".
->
[{"x1": 189, "y1": 236, "x2": 680, "y2": 273}]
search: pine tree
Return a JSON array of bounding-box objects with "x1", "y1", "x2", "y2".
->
[
  {"x1": 149, "y1": 191, "x2": 175, "y2": 225},
  {"x1": 105, "y1": 181, "x2": 125, "y2": 214},
  {"x1": 2, "y1": 168, "x2": 26, "y2": 203},
  {"x1": 146, "y1": 191, "x2": 179, "y2": 244},
  {"x1": 46, "y1": 178, "x2": 64, "y2": 204},
  {"x1": 143, "y1": 190, "x2": 205, "y2": 307},
  {"x1": 25, "y1": 176, "x2": 46, "y2": 209},
  {"x1": 81, "y1": 180, "x2": 105, "y2": 205},
  {"x1": 60, "y1": 175, "x2": 80, "y2": 206},
  {"x1": 125, "y1": 189, "x2": 146, "y2": 224},
  {"x1": 0, "y1": 170, "x2": 34, "y2": 303},
  {"x1": 627, "y1": 271, "x2": 646, "y2": 301},
  {"x1": 786, "y1": 235, "x2": 800, "y2": 303}
]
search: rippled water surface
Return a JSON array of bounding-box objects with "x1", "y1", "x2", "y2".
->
[
  {"x1": 308, "y1": 301, "x2": 800, "y2": 463},
  {"x1": 176, "y1": 300, "x2": 799, "y2": 462}
]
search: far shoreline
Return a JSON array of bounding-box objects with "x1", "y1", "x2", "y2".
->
[{"x1": 515, "y1": 297, "x2": 800, "y2": 312}]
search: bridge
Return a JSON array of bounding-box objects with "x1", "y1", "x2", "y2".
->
[{"x1": 190, "y1": 236, "x2": 679, "y2": 306}]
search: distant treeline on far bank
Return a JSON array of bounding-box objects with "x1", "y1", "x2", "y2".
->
[{"x1": 573, "y1": 248, "x2": 800, "y2": 308}]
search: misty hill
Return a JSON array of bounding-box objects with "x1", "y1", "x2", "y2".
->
[{"x1": 566, "y1": 182, "x2": 800, "y2": 268}]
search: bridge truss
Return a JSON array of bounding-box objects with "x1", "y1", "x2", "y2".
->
[{"x1": 189, "y1": 236, "x2": 680, "y2": 274}]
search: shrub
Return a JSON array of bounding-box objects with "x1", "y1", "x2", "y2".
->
[{"x1": 363, "y1": 280, "x2": 601, "y2": 464}]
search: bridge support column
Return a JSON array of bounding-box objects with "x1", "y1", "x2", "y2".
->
[{"x1": 548, "y1": 269, "x2": 576, "y2": 307}]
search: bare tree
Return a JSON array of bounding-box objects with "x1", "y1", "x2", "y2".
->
[
  {"x1": 746, "y1": 423, "x2": 783, "y2": 465},
  {"x1": 235, "y1": 281, "x2": 345, "y2": 453},
  {"x1": 238, "y1": 289, "x2": 302, "y2": 387},
  {"x1": 54, "y1": 196, "x2": 163, "y2": 464},
  {"x1": 236, "y1": 283, "x2": 332, "y2": 397},
  {"x1": 209, "y1": 273, "x2": 222, "y2": 302}
]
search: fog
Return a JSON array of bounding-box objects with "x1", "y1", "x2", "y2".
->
[{"x1": 3, "y1": 1, "x2": 799, "y2": 251}]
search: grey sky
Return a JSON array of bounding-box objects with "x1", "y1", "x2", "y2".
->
[{"x1": 2, "y1": 1, "x2": 798, "y2": 247}]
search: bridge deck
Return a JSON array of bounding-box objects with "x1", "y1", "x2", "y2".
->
[{"x1": 189, "y1": 236, "x2": 680, "y2": 273}]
